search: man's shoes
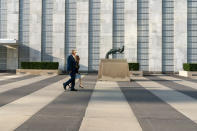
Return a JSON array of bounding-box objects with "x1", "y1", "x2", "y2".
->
[
  {"x1": 63, "y1": 84, "x2": 66, "y2": 91},
  {"x1": 70, "y1": 89, "x2": 78, "y2": 91}
]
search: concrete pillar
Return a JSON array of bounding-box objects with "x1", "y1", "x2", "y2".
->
[
  {"x1": 7, "y1": 0, "x2": 19, "y2": 40},
  {"x1": 100, "y1": 0, "x2": 113, "y2": 59},
  {"x1": 52, "y1": 0, "x2": 65, "y2": 70},
  {"x1": 149, "y1": 0, "x2": 162, "y2": 72},
  {"x1": 124, "y1": 0, "x2": 137, "y2": 62},
  {"x1": 29, "y1": 0, "x2": 42, "y2": 62},
  {"x1": 76, "y1": 0, "x2": 89, "y2": 71},
  {"x1": 6, "y1": 47, "x2": 18, "y2": 70},
  {"x1": 174, "y1": 0, "x2": 187, "y2": 72}
]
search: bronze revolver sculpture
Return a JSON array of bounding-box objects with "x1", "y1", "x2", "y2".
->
[{"x1": 105, "y1": 46, "x2": 124, "y2": 59}]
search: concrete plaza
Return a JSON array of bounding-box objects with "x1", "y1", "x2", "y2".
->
[{"x1": 0, "y1": 73, "x2": 197, "y2": 131}]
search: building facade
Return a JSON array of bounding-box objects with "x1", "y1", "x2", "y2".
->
[{"x1": 0, "y1": 0, "x2": 196, "y2": 72}]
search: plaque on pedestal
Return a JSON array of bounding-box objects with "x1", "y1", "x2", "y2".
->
[{"x1": 98, "y1": 59, "x2": 130, "y2": 81}]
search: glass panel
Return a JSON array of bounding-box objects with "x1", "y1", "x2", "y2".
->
[
  {"x1": 113, "y1": 0, "x2": 124, "y2": 59},
  {"x1": 41, "y1": 0, "x2": 53, "y2": 62},
  {"x1": 162, "y1": 0, "x2": 174, "y2": 72},
  {"x1": 137, "y1": 0, "x2": 149, "y2": 71},
  {"x1": 65, "y1": 0, "x2": 77, "y2": 64},
  {"x1": 19, "y1": 0, "x2": 30, "y2": 63},
  {"x1": 0, "y1": 0, "x2": 7, "y2": 70},
  {"x1": 188, "y1": 0, "x2": 197, "y2": 63},
  {"x1": 88, "y1": 0, "x2": 100, "y2": 71}
]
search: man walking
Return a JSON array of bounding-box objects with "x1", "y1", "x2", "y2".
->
[{"x1": 63, "y1": 49, "x2": 78, "y2": 91}]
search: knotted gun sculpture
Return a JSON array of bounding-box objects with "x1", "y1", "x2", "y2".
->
[{"x1": 105, "y1": 46, "x2": 124, "y2": 59}]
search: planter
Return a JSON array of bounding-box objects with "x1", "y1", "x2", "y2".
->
[
  {"x1": 179, "y1": 71, "x2": 197, "y2": 78},
  {"x1": 16, "y1": 69, "x2": 62, "y2": 75},
  {"x1": 130, "y1": 71, "x2": 143, "y2": 77}
]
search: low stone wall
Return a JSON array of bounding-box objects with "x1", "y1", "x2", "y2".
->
[
  {"x1": 16, "y1": 69, "x2": 62, "y2": 75},
  {"x1": 179, "y1": 71, "x2": 197, "y2": 78},
  {"x1": 130, "y1": 71, "x2": 143, "y2": 77}
]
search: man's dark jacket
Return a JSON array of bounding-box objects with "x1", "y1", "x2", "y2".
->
[{"x1": 67, "y1": 55, "x2": 76, "y2": 75}]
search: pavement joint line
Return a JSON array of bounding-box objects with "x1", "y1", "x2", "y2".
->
[
  {"x1": 0, "y1": 73, "x2": 10, "y2": 75},
  {"x1": 0, "y1": 75, "x2": 81, "y2": 131},
  {"x1": 0, "y1": 74, "x2": 29, "y2": 81},
  {"x1": 137, "y1": 117, "x2": 187, "y2": 120},
  {"x1": 0, "y1": 75, "x2": 56, "y2": 94},
  {"x1": 79, "y1": 81, "x2": 143, "y2": 131},
  {"x1": 156, "y1": 75, "x2": 197, "y2": 90},
  {"x1": 173, "y1": 75, "x2": 197, "y2": 83},
  {"x1": 146, "y1": 75, "x2": 197, "y2": 100},
  {"x1": 33, "y1": 115, "x2": 87, "y2": 119},
  {"x1": 135, "y1": 76, "x2": 197, "y2": 124},
  {"x1": 0, "y1": 73, "x2": 15, "y2": 76}
]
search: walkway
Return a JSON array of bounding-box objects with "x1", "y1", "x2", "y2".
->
[{"x1": 0, "y1": 73, "x2": 196, "y2": 131}]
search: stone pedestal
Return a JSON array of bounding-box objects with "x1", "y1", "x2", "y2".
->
[{"x1": 98, "y1": 59, "x2": 130, "y2": 81}]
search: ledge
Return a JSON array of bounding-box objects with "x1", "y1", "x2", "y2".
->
[
  {"x1": 16, "y1": 69, "x2": 62, "y2": 75},
  {"x1": 179, "y1": 71, "x2": 197, "y2": 78},
  {"x1": 130, "y1": 71, "x2": 143, "y2": 77}
]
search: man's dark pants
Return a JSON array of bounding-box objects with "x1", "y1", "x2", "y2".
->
[{"x1": 63, "y1": 73, "x2": 76, "y2": 90}]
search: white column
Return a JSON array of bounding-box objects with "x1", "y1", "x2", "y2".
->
[
  {"x1": 7, "y1": 0, "x2": 19, "y2": 40},
  {"x1": 76, "y1": 0, "x2": 89, "y2": 71},
  {"x1": 124, "y1": 0, "x2": 137, "y2": 62},
  {"x1": 52, "y1": 0, "x2": 65, "y2": 70},
  {"x1": 29, "y1": 0, "x2": 42, "y2": 62},
  {"x1": 174, "y1": 0, "x2": 187, "y2": 72},
  {"x1": 149, "y1": 0, "x2": 162, "y2": 72},
  {"x1": 100, "y1": 0, "x2": 113, "y2": 59}
]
